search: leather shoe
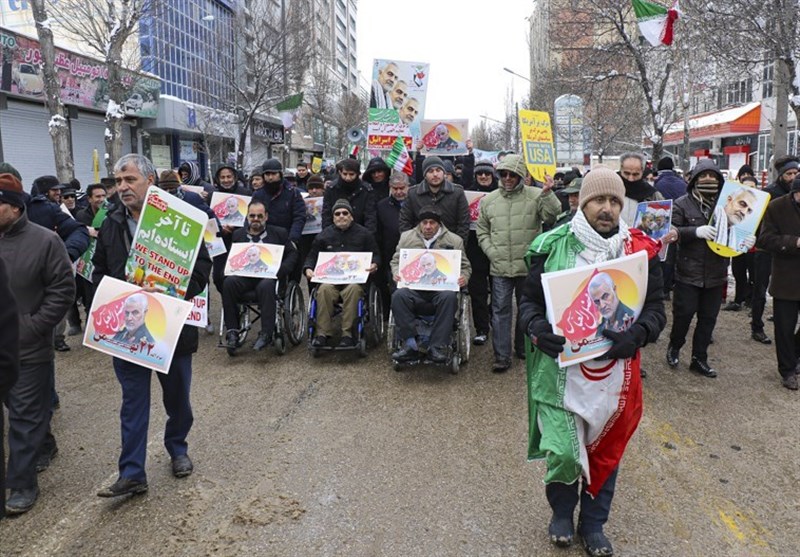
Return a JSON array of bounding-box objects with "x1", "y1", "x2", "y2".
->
[
  {"x1": 751, "y1": 331, "x2": 772, "y2": 344},
  {"x1": 472, "y1": 333, "x2": 488, "y2": 346},
  {"x1": 666, "y1": 344, "x2": 679, "y2": 368},
  {"x1": 338, "y1": 335, "x2": 355, "y2": 347},
  {"x1": 311, "y1": 335, "x2": 328, "y2": 348},
  {"x1": 253, "y1": 331, "x2": 272, "y2": 351},
  {"x1": 782, "y1": 374, "x2": 799, "y2": 390},
  {"x1": 722, "y1": 302, "x2": 741, "y2": 312},
  {"x1": 392, "y1": 346, "x2": 420, "y2": 362},
  {"x1": 492, "y1": 358, "x2": 511, "y2": 373},
  {"x1": 690, "y1": 357, "x2": 717, "y2": 378},
  {"x1": 6, "y1": 487, "x2": 39, "y2": 515},
  {"x1": 225, "y1": 330, "x2": 238, "y2": 356},
  {"x1": 172, "y1": 454, "x2": 193, "y2": 478},
  {"x1": 36, "y1": 444, "x2": 59, "y2": 473},
  {"x1": 54, "y1": 339, "x2": 70, "y2": 352},
  {"x1": 97, "y1": 477, "x2": 148, "y2": 498},
  {"x1": 427, "y1": 345, "x2": 448, "y2": 364},
  {"x1": 548, "y1": 515, "x2": 574, "y2": 547}
]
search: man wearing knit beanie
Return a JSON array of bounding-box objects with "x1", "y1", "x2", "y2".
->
[{"x1": 517, "y1": 163, "x2": 666, "y2": 555}]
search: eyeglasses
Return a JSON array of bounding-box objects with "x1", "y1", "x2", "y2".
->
[
  {"x1": 476, "y1": 171, "x2": 492, "y2": 177},
  {"x1": 333, "y1": 210, "x2": 350, "y2": 217},
  {"x1": 499, "y1": 170, "x2": 517, "y2": 178}
]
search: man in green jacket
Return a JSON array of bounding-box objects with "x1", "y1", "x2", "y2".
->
[{"x1": 476, "y1": 154, "x2": 560, "y2": 371}]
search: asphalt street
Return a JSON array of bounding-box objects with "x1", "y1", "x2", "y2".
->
[{"x1": 1, "y1": 293, "x2": 797, "y2": 556}]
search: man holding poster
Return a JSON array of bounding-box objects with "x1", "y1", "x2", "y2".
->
[
  {"x1": 92, "y1": 154, "x2": 211, "y2": 498},
  {"x1": 518, "y1": 167, "x2": 665, "y2": 555}
]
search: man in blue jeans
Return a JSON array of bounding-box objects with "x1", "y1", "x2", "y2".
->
[{"x1": 92, "y1": 154, "x2": 211, "y2": 497}]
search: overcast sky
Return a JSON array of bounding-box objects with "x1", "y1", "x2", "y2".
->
[{"x1": 356, "y1": 0, "x2": 534, "y2": 133}]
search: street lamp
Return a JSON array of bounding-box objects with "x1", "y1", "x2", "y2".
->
[
  {"x1": 503, "y1": 67, "x2": 531, "y2": 154},
  {"x1": 503, "y1": 67, "x2": 531, "y2": 83}
]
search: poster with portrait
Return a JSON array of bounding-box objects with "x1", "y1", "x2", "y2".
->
[
  {"x1": 125, "y1": 187, "x2": 208, "y2": 299},
  {"x1": 224, "y1": 242, "x2": 285, "y2": 279},
  {"x1": 397, "y1": 249, "x2": 462, "y2": 292},
  {"x1": 707, "y1": 182, "x2": 771, "y2": 257},
  {"x1": 633, "y1": 200, "x2": 672, "y2": 261},
  {"x1": 210, "y1": 192, "x2": 251, "y2": 228},
  {"x1": 303, "y1": 196, "x2": 324, "y2": 235},
  {"x1": 541, "y1": 251, "x2": 648, "y2": 368},
  {"x1": 419, "y1": 119, "x2": 469, "y2": 156},
  {"x1": 519, "y1": 109, "x2": 557, "y2": 182},
  {"x1": 312, "y1": 252, "x2": 373, "y2": 285},
  {"x1": 465, "y1": 191, "x2": 488, "y2": 231},
  {"x1": 186, "y1": 287, "x2": 209, "y2": 328},
  {"x1": 204, "y1": 219, "x2": 227, "y2": 258},
  {"x1": 369, "y1": 58, "x2": 429, "y2": 143},
  {"x1": 83, "y1": 277, "x2": 192, "y2": 374}
]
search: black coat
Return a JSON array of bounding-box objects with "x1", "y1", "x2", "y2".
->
[
  {"x1": 376, "y1": 195, "x2": 402, "y2": 266},
  {"x1": 399, "y1": 179, "x2": 470, "y2": 242},
  {"x1": 363, "y1": 157, "x2": 391, "y2": 199},
  {"x1": 0, "y1": 257, "x2": 19, "y2": 399},
  {"x1": 303, "y1": 223, "x2": 380, "y2": 271},
  {"x1": 321, "y1": 178, "x2": 378, "y2": 234},
  {"x1": 672, "y1": 192, "x2": 729, "y2": 288},
  {"x1": 231, "y1": 224, "x2": 298, "y2": 279},
  {"x1": 251, "y1": 181, "x2": 307, "y2": 242},
  {"x1": 26, "y1": 196, "x2": 90, "y2": 261},
  {"x1": 92, "y1": 204, "x2": 212, "y2": 356},
  {"x1": 756, "y1": 194, "x2": 800, "y2": 300}
]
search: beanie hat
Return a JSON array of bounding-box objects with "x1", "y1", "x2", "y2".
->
[
  {"x1": 736, "y1": 164, "x2": 754, "y2": 179},
  {"x1": 422, "y1": 156, "x2": 445, "y2": 176},
  {"x1": 159, "y1": 169, "x2": 181, "y2": 189},
  {"x1": 0, "y1": 173, "x2": 27, "y2": 209},
  {"x1": 657, "y1": 157, "x2": 674, "y2": 171},
  {"x1": 418, "y1": 206, "x2": 442, "y2": 223},
  {"x1": 306, "y1": 174, "x2": 324, "y2": 189},
  {"x1": 579, "y1": 166, "x2": 625, "y2": 210},
  {"x1": 495, "y1": 154, "x2": 527, "y2": 179},
  {"x1": 779, "y1": 161, "x2": 800, "y2": 177},
  {"x1": 332, "y1": 198, "x2": 353, "y2": 214},
  {"x1": 474, "y1": 159, "x2": 495, "y2": 176},
  {"x1": 261, "y1": 158, "x2": 283, "y2": 174},
  {"x1": 0, "y1": 162, "x2": 22, "y2": 182},
  {"x1": 443, "y1": 160, "x2": 455, "y2": 176}
]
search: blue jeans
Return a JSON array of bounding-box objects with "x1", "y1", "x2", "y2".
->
[
  {"x1": 112, "y1": 354, "x2": 193, "y2": 482},
  {"x1": 491, "y1": 276, "x2": 526, "y2": 361}
]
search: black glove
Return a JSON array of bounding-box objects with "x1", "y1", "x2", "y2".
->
[
  {"x1": 601, "y1": 325, "x2": 646, "y2": 360},
  {"x1": 528, "y1": 321, "x2": 566, "y2": 359}
]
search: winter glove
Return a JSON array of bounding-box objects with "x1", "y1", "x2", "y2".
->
[
  {"x1": 741, "y1": 234, "x2": 756, "y2": 251},
  {"x1": 601, "y1": 325, "x2": 647, "y2": 360},
  {"x1": 528, "y1": 321, "x2": 566, "y2": 359},
  {"x1": 695, "y1": 225, "x2": 717, "y2": 241}
]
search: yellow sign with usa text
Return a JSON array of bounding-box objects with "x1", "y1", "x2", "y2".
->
[{"x1": 519, "y1": 109, "x2": 556, "y2": 182}]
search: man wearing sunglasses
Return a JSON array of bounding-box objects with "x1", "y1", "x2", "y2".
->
[{"x1": 477, "y1": 154, "x2": 560, "y2": 372}]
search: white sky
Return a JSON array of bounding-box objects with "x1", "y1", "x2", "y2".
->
[{"x1": 356, "y1": 0, "x2": 534, "y2": 133}]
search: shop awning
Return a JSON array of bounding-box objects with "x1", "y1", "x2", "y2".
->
[{"x1": 663, "y1": 102, "x2": 761, "y2": 145}]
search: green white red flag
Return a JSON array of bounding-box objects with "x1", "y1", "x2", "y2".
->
[
  {"x1": 632, "y1": 0, "x2": 680, "y2": 46},
  {"x1": 385, "y1": 136, "x2": 414, "y2": 176}
]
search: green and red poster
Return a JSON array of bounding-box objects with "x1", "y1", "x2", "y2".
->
[{"x1": 125, "y1": 187, "x2": 208, "y2": 299}]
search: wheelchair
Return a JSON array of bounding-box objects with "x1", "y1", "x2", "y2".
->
[
  {"x1": 218, "y1": 279, "x2": 306, "y2": 355},
  {"x1": 306, "y1": 281, "x2": 385, "y2": 358},
  {"x1": 386, "y1": 290, "x2": 471, "y2": 374}
]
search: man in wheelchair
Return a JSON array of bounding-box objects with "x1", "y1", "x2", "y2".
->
[
  {"x1": 390, "y1": 208, "x2": 471, "y2": 363},
  {"x1": 223, "y1": 200, "x2": 298, "y2": 354},
  {"x1": 304, "y1": 198, "x2": 380, "y2": 348}
]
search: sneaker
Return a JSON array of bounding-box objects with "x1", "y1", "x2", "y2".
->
[
  {"x1": 311, "y1": 335, "x2": 328, "y2": 348},
  {"x1": 472, "y1": 333, "x2": 488, "y2": 346},
  {"x1": 722, "y1": 302, "x2": 741, "y2": 312},
  {"x1": 689, "y1": 357, "x2": 717, "y2": 378},
  {"x1": 666, "y1": 344, "x2": 679, "y2": 368},
  {"x1": 492, "y1": 358, "x2": 511, "y2": 373},
  {"x1": 5, "y1": 487, "x2": 39, "y2": 515},
  {"x1": 581, "y1": 530, "x2": 614, "y2": 556},
  {"x1": 338, "y1": 335, "x2": 355, "y2": 347},
  {"x1": 97, "y1": 477, "x2": 148, "y2": 498},
  {"x1": 751, "y1": 331, "x2": 772, "y2": 344},
  {"x1": 548, "y1": 515, "x2": 574, "y2": 547},
  {"x1": 782, "y1": 374, "x2": 799, "y2": 391},
  {"x1": 36, "y1": 444, "x2": 59, "y2": 473},
  {"x1": 54, "y1": 339, "x2": 70, "y2": 352},
  {"x1": 391, "y1": 346, "x2": 420, "y2": 362},
  {"x1": 172, "y1": 454, "x2": 193, "y2": 478}
]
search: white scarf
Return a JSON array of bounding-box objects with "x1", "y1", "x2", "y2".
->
[
  {"x1": 422, "y1": 226, "x2": 444, "y2": 249},
  {"x1": 569, "y1": 209, "x2": 630, "y2": 263}
]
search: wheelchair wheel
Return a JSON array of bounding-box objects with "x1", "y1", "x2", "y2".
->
[
  {"x1": 450, "y1": 353, "x2": 460, "y2": 375},
  {"x1": 274, "y1": 334, "x2": 286, "y2": 355},
  {"x1": 357, "y1": 336, "x2": 368, "y2": 358},
  {"x1": 386, "y1": 310, "x2": 397, "y2": 352},
  {"x1": 365, "y1": 282, "x2": 385, "y2": 347},
  {"x1": 237, "y1": 306, "x2": 252, "y2": 347},
  {"x1": 458, "y1": 294, "x2": 471, "y2": 363},
  {"x1": 285, "y1": 281, "x2": 306, "y2": 346}
]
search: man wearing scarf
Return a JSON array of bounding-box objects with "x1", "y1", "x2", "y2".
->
[
  {"x1": 618, "y1": 153, "x2": 664, "y2": 227},
  {"x1": 321, "y1": 158, "x2": 377, "y2": 234},
  {"x1": 666, "y1": 160, "x2": 753, "y2": 377},
  {"x1": 518, "y1": 166, "x2": 666, "y2": 556}
]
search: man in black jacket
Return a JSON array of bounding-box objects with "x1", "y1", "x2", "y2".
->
[
  {"x1": 305, "y1": 199, "x2": 379, "y2": 347},
  {"x1": 222, "y1": 200, "x2": 298, "y2": 354},
  {"x1": 321, "y1": 158, "x2": 377, "y2": 233},
  {"x1": 93, "y1": 154, "x2": 211, "y2": 498},
  {"x1": 0, "y1": 257, "x2": 19, "y2": 519},
  {"x1": 363, "y1": 156, "x2": 391, "y2": 199},
  {"x1": 375, "y1": 171, "x2": 409, "y2": 317},
  {"x1": 0, "y1": 173, "x2": 74, "y2": 515}
]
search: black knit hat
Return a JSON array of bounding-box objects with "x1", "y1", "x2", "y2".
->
[
  {"x1": 474, "y1": 158, "x2": 495, "y2": 176},
  {"x1": 443, "y1": 160, "x2": 455, "y2": 176},
  {"x1": 332, "y1": 198, "x2": 353, "y2": 214},
  {"x1": 306, "y1": 174, "x2": 324, "y2": 189},
  {"x1": 657, "y1": 157, "x2": 674, "y2": 171},
  {"x1": 261, "y1": 158, "x2": 283, "y2": 174},
  {"x1": 0, "y1": 173, "x2": 27, "y2": 209},
  {"x1": 418, "y1": 206, "x2": 442, "y2": 223},
  {"x1": 736, "y1": 164, "x2": 754, "y2": 179},
  {"x1": 422, "y1": 156, "x2": 445, "y2": 175}
]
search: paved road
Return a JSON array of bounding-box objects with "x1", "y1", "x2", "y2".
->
[{"x1": 1, "y1": 296, "x2": 796, "y2": 556}]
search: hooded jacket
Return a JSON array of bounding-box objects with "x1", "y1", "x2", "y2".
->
[
  {"x1": 399, "y1": 179, "x2": 470, "y2": 242},
  {"x1": 213, "y1": 164, "x2": 251, "y2": 196},
  {"x1": 0, "y1": 209, "x2": 75, "y2": 365},
  {"x1": 179, "y1": 161, "x2": 214, "y2": 195},
  {"x1": 363, "y1": 157, "x2": 391, "y2": 199},
  {"x1": 251, "y1": 180, "x2": 307, "y2": 242},
  {"x1": 654, "y1": 169, "x2": 687, "y2": 201},
  {"x1": 321, "y1": 177, "x2": 378, "y2": 233},
  {"x1": 672, "y1": 159, "x2": 729, "y2": 288}
]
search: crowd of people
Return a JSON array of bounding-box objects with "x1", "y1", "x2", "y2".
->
[{"x1": 1, "y1": 144, "x2": 798, "y2": 557}]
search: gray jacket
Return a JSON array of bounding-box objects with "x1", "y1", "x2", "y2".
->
[{"x1": 0, "y1": 210, "x2": 75, "y2": 365}]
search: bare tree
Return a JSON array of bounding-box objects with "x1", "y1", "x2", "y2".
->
[
  {"x1": 47, "y1": 0, "x2": 152, "y2": 174},
  {"x1": 304, "y1": 58, "x2": 338, "y2": 157},
  {"x1": 28, "y1": 0, "x2": 74, "y2": 181},
  {"x1": 330, "y1": 91, "x2": 368, "y2": 158}
]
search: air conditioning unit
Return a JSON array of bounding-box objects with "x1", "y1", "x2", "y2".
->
[{"x1": 711, "y1": 138, "x2": 722, "y2": 153}]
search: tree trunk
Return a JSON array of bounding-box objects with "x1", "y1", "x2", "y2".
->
[
  {"x1": 104, "y1": 46, "x2": 126, "y2": 176},
  {"x1": 29, "y1": 0, "x2": 74, "y2": 182},
  {"x1": 771, "y1": 58, "x2": 791, "y2": 173}
]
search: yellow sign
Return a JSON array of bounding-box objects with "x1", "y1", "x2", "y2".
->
[
  {"x1": 519, "y1": 109, "x2": 556, "y2": 182},
  {"x1": 93, "y1": 149, "x2": 100, "y2": 182},
  {"x1": 311, "y1": 156, "x2": 322, "y2": 174}
]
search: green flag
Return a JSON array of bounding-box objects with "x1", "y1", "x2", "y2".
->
[{"x1": 275, "y1": 93, "x2": 304, "y2": 112}]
